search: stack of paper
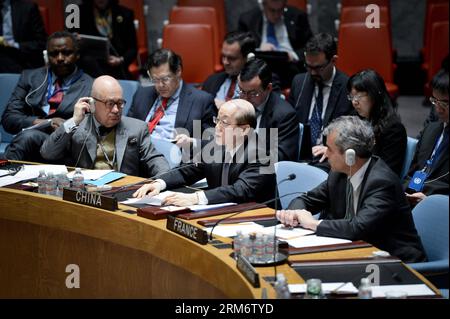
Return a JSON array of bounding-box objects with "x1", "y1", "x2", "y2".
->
[
  {"x1": 203, "y1": 222, "x2": 265, "y2": 237},
  {"x1": 259, "y1": 224, "x2": 315, "y2": 239},
  {"x1": 286, "y1": 235, "x2": 351, "y2": 248}
]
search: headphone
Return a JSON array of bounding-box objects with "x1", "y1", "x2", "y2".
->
[
  {"x1": 43, "y1": 50, "x2": 49, "y2": 65},
  {"x1": 88, "y1": 97, "x2": 95, "y2": 114},
  {"x1": 345, "y1": 148, "x2": 356, "y2": 166}
]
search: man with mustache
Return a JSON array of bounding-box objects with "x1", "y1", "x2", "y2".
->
[{"x1": 2, "y1": 31, "x2": 93, "y2": 162}]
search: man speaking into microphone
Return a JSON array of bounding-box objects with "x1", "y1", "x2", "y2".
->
[{"x1": 133, "y1": 99, "x2": 276, "y2": 207}]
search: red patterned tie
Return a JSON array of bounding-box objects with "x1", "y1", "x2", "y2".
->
[
  {"x1": 148, "y1": 97, "x2": 169, "y2": 133},
  {"x1": 225, "y1": 78, "x2": 236, "y2": 101},
  {"x1": 48, "y1": 79, "x2": 64, "y2": 114}
]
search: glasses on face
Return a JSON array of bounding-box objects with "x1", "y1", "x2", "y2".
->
[
  {"x1": 148, "y1": 72, "x2": 175, "y2": 86},
  {"x1": 304, "y1": 60, "x2": 331, "y2": 72},
  {"x1": 213, "y1": 116, "x2": 242, "y2": 128},
  {"x1": 238, "y1": 88, "x2": 264, "y2": 99},
  {"x1": 430, "y1": 96, "x2": 449, "y2": 109},
  {"x1": 347, "y1": 93, "x2": 368, "y2": 102},
  {"x1": 92, "y1": 97, "x2": 126, "y2": 110},
  {"x1": 47, "y1": 49, "x2": 75, "y2": 57}
]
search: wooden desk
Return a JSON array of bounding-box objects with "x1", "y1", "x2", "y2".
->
[{"x1": 0, "y1": 176, "x2": 440, "y2": 298}]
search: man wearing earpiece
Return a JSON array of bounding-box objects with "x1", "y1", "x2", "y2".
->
[
  {"x1": 276, "y1": 116, "x2": 426, "y2": 263},
  {"x1": 40, "y1": 75, "x2": 169, "y2": 177},
  {"x1": 1, "y1": 31, "x2": 93, "y2": 162}
]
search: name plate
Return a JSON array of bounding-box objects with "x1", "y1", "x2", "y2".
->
[
  {"x1": 237, "y1": 255, "x2": 260, "y2": 288},
  {"x1": 166, "y1": 215, "x2": 208, "y2": 245},
  {"x1": 63, "y1": 188, "x2": 118, "y2": 211}
]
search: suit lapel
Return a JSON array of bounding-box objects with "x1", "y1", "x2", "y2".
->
[
  {"x1": 79, "y1": 117, "x2": 97, "y2": 166},
  {"x1": 429, "y1": 124, "x2": 448, "y2": 175},
  {"x1": 356, "y1": 157, "x2": 377, "y2": 210},
  {"x1": 175, "y1": 85, "x2": 193, "y2": 129},
  {"x1": 323, "y1": 73, "x2": 343, "y2": 126},
  {"x1": 298, "y1": 76, "x2": 314, "y2": 122},
  {"x1": 259, "y1": 93, "x2": 275, "y2": 129},
  {"x1": 58, "y1": 72, "x2": 84, "y2": 114},
  {"x1": 115, "y1": 121, "x2": 128, "y2": 171}
]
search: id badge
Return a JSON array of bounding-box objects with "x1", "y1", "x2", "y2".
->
[{"x1": 407, "y1": 171, "x2": 427, "y2": 192}]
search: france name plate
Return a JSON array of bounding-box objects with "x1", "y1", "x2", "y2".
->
[{"x1": 166, "y1": 215, "x2": 208, "y2": 245}]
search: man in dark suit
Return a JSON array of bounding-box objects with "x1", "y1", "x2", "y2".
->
[
  {"x1": 405, "y1": 69, "x2": 449, "y2": 206},
  {"x1": 69, "y1": 0, "x2": 138, "y2": 79},
  {"x1": 238, "y1": 0, "x2": 312, "y2": 88},
  {"x1": 277, "y1": 116, "x2": 426, "y2": 263},
  {"x1": 2, "y1": 31, "x2": 93, "y2": 162},
  {"x1": 202, "y1": 31, "x2": 257, "y2": 109},
  {"x1": 41, "y1": 75, "x2": 169, "y2": 177},
  {"x1": 0, "y1": 0, "x2": 47, "y2": 73},
  {"x1": 238, "y1": 58, "x2": 299, "y2": 162},
  {"x1": 133, "y1": 99, "x2": 276, "y2": 206},
  {"x1": 288, "y1": 33, "x2": 353, "y2": 161},
  {"x1": 127, "y1": 49, "x2": 216, "y2": 147}
]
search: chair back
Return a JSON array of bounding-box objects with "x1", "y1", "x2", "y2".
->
[
  {"x1": 118, "y1": 80, "x2": 140, "y2": 115},
  {"x1": 400, "y1": 137, "x2": 418, "y2": 181},
  {"x1": 0, "y1": 73, "x2": 21, "y2": 155},
  {"x1": 150, "y1": 137, "x2": 182, "y2": 168}
]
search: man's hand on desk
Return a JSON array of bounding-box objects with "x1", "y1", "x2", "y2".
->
[
  {"x1": 276, "y1": 209, "x2": 320, "y2": 231},
  {"x1": 133, "y1": 181, "x2": 162, "y2": 198},
  {"x1": 162, "y1": 192, "x2": 198, "y2": 206}
]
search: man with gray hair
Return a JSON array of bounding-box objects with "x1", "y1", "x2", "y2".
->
[{"x1": 277, "y1": 116, "x2": 426, "y2": 263}]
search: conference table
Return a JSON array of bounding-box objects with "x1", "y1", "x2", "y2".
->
[{"x1": 0, "y1": 172, "x2": 441, "y2": 299}]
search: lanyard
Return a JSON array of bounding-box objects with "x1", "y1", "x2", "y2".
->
[
  {"x1": 423, "y1": 129, "x2": 446, "y2": 173},
  {"x1": 46, "y1": 69, "x2": 84, "y2": 102}
]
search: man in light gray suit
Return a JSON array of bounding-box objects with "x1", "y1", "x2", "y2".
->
[{"x1": 41, "y1": 75, "x2": 170, "y2": 178}]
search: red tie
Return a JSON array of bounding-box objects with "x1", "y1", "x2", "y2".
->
[
  {"x1": 48, "y1": 79, "x2": 64, "y2": 114},
  {"x1": 225, "y1": 78, "x2": 236, "y2": 101},
  {"x1": 148, "y1": 97, "x2": 169, "y2": 133}
]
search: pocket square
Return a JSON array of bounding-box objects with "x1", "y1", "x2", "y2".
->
[{"x1": 128, "y1": 137, "x2": 138, "y2": 145}]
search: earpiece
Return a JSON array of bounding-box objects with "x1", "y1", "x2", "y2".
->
[
  {"x1": 43, "y1": 50, "x2": 49, "y2": 65},
  {"x1": 88, "y1": 97, "x2": 95, "y2": 114},
  {"x1": 345, "y1": 148, "x2": 356, "y2": 166}
]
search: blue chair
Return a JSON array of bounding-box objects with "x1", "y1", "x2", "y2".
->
[
  {"x1": 298, "y1": 123, "x2": 304, "y2": 161},
  {"x1": 408, "y1": 195, "x2": 449, "y2": 288},
  {"x1": 118, "y1": 80, "x2": 140, "y2": 116},
  {"x1": 0, "y1": 73, "x2": 21, "y2": 157},
  {"x1": 150, "y1": 136, "x2": 182, "y2": 168},
  {"x1": 275, "y1": 161, "x2": 328, "y2": 209},
  {"x1": 400, "y1": 137, "x2": 418, "y2": 181}
]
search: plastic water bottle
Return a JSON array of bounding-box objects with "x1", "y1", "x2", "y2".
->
[
  {"x1": 304, "y1": 278, "x2": 325, "y2": 299},
  {"x1": 274, "y1": 273, "x2": 291, "y2": 299},
  {"x1": 45, "y1": 172, "x2": 57, "y2": 196},
  {"x1": 57, "y1": 173, "x2": 70, "y2": 197},
  {"x1": 253, "y1": 233, "x2": 265, "y2": 263},
  {"x1": 265, "y1": 234, "x2": 276, "y2": 263},
  {"x1": 37, "y1": 170, "x2": 47, "y2": 194},
  {"x1": 358, "y1": 278, "x2": 372, "y2": 299},
  {"x1": 72, "y1": 168, "x2": 85, "y2": 191},
  {"x1": 233, "y1": 230, "x2": 244, "y2": 259},
  {"x1": 240, "y1": 234, "x2": 252, "y2": 261}
]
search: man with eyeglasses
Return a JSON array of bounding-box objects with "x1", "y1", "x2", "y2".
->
[
  {"x1": 133, "y1": 99, "x2": 276, "y2": 207},
  {"x1": 41, "y1": 75, "x2": 170, "y2": 177},
  {"x1": 2, "y1": 31, "x2": 93, "y2": 162},
  {"x1": 238, "y1": 0, "x2": 312, "y2": 88},
  {"x1": 288, "y1": 33, "x2": 353, "y2": 162},
  {"x1": 128, "y1": 49, "x2": 216, "y2": 147},
  {"x1": 238, "y1": 58, "x2": 299, "y2": 162},
  {"x1": 404, "y1": 69, "x2": 449, "y2": 205}
]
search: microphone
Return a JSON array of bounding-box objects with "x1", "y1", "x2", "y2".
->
[{"x1": 208, "y1": 173, "x2": 298, "y2": 241}]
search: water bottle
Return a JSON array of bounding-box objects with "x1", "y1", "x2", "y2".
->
[
  {"x1": 240, "y1": 234, "x2": 252, "y2": 261},
  {"x1": 265, "y1": 234, "x2": 276, "y2": 263},
  {"x1": 358, "y1": 278, "x2": 372, "y2": 299},
  {"x1": 72, "y1": 168, "x2": 85, "y2": 191},
  {"x1": 274, "y1": 273, "x2": 291, "y2": 299},
  {"x1": 233, "y1": 230, "x2": 244, "y2": 259},
  {"x1": 304, "y1": 278, "x2": 325, "y2": 299},
  {"x1": 45, "y1": 172, "x2": 57, "y2": 196},
  {"x1": 57, "y1": 173, "x2": 70, "y2": 197},
  {"x1": 253, "y1": 233, "x2": 265, "y2": 263},
  {"x1": 37, "y1": 170, "x2": 47, "y2": 194}
]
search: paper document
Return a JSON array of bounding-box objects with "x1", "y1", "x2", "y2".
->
[
  {"x1": 259, "y1": 224, "x2": 315, "y2": 239},
  {"x1": 287, "y1": 235, "x2": 351, "y2": 248},
  {"x1": 289, "y1": 282, "x2": 358, "y2": 294},
  {"x1": 187, "y1": 202, "x2": 236, "y2": 212},
  {"x1": 203, "y1": 222, "x2": 265, "y2": 237},
  {"x1": 121, "y1": 191, "x2": 175, "y2": 206},
  {"x1": 0, "y1": 169, "x2": 11, "y2": 177},
  {"x1": 371, "y1": 284, "x2": 435, "y2": 298},
  {"x1": 0, "y1": 165, "x2": 68, "y2": 187},
  {"x1": 67, "y1": 169, "x2": 113, "y2": 180}
]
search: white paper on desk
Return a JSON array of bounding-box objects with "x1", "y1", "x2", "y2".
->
[
  {"x1": 67, "y1": 169, "x2": 112, "y2": 180},
  {"x1": 259, "y1": 224, "x2": 315, "y2": 239},
  {"x1": 289, "y1": 282, "x2": 358, "y2": 294},
  {"x1": 121, "y1": 191, "x2": 175, "y2": 205},
  {"x1": 203, "y1": 222, "x2": 265, "y2": 237},
  {"x1": 0, "y1": 175, "x2": 22, "y2": 187},
  {"x1": 371, "y1": 284, "x2": 435, "y2": 298},
  {"x1": 0, "y1": 165, "x2": 68, "y2": 187},
  {"x1": 287, "y1": 235, "x2": 351, "y2": 248},
  {"x1": 187, "y1": 202, "x2": 237, "y2": 212},
  {"x1": 0, "y1": 169, "x2": 11, "y2": 177}
]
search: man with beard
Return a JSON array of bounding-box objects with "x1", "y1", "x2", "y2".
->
[{"x1": 2, "y1": 31, "x2": 93, "y2": 161}]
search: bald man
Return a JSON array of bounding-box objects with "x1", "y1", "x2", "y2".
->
[
  {"x1": 41, "y1": 75, "x2": 170, "y2": 177},
  {"x1": 133, "y1": 99, "x2": 276, "y2": 207}
]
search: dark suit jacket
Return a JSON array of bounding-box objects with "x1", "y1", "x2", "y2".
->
[
  {"x1": 1, "y1": 67, "x2": 93, "y2": 134},
  {"x1": 289, "y1": 157, "x2": 427, "y2": 263},
  {"x1": 40, "y1": 115, "x2": 170, "y2": 178},
  {"x1": 127, "y1": 84, "x2": 216, "y2": 138},
  {"x1": 372, "y1": 118, "x2": 407, "y2": 177},
  {"x1": 0, "y1": 0, "x2": 47, "y2": 71},
  {"x1": 238, "y1": 5, "x2": 312, "y2": 59},
  {"x1": 258, "y1": 91, "x2": 299, "y2": 162},
  {"x1": 161, "y1": 134, "x2": 276, "y2": 205},
  {"x1": 202, "y1": 72, "x2": 229, "y2": 98},
  {"x1": 404, "y1": 122, "x2": 449, "y2": 195}
]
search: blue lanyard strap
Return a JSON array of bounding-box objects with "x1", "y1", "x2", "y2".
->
[{"x1": 424, "y1": 128, "x2": 447, "y2": 173}]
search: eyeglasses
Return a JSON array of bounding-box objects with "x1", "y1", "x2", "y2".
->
[
  {"x1": 238, "y1": 88, "x2": 264, "y2": 99},
  {"x1": 92, "y1": 97, "x2": 126, "y2": 110},
  {"x1": 347, "y1": 93, "x2": 368, "y2": 102},
  {"x1": 213, "y1": 116, "x2": 242, "y2": 128},
  {"x1": 304, "y1": 60, "x2": 331, "y2": 72},
  {"x1": 430, "y1": 96, "x2": 449, "y2": 109},
  {"x1": 148, "y1": 72, "x2": 175, "y2": 85},
  {"x1": 47, "y1": 49, "x2": 76, "y2": 57}
]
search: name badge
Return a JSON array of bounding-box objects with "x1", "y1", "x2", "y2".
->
[{"x1": 408, "y1": 171, "x2": 427, "y2": 192}]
